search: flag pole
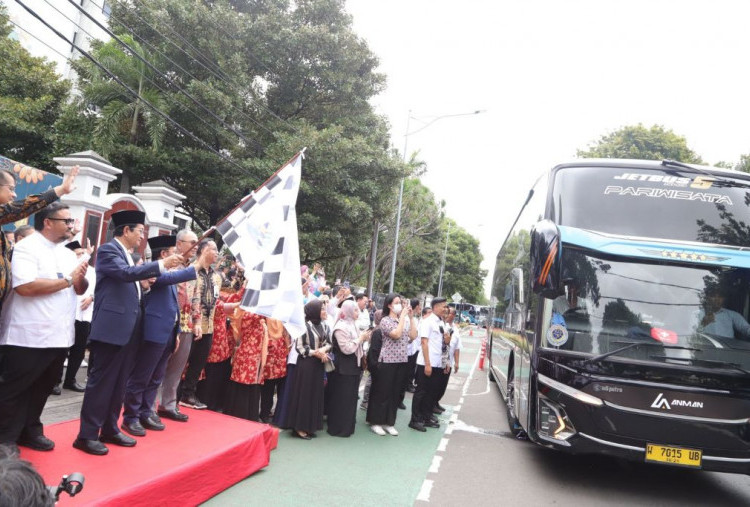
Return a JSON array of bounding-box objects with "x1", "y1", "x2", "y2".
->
[{"x1": 196, "y1": 148, "x2": 306, "y2": 242}]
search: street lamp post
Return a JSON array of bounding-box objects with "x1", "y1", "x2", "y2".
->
[
  {"x1": 388, "y1": 109, "x2": 485, "y2": 293},
  {"x1": 437, "y1": 225, "x2": 451, "y2": 297}
]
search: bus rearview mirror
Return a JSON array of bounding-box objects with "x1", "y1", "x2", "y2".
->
[{"x1": 530, "y1": 219, "x2": 562, "y2": 298}]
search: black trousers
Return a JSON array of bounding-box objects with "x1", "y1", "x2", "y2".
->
[
  {"x1": 197, "y1": 358, "x2": 231, "y2": 411},
  {"x1": 181, "y1": 333, "x2": 213, "y2": 399},
  {"x1": 436, "y1": 368, "x2": 451, "y2": 404},
  {"x1": 0, "y1": 345, "x2": 66, "y2": 444},
  {"x1": 260, "y1": 377, "x2": 285, "y2": 420},
  {"x1": 60, "y1": 320, "x2": 90, "y2": 385},
  {"x1": 78, "y1": 317, "x2": 142, "y2": 441},
  {"x1": 411, "y1": 365, "x2": 445, "y2": 423}
]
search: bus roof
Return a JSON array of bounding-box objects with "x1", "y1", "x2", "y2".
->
[{"x1": 551, "y1": 159, "x2": 750, "y2": 182}]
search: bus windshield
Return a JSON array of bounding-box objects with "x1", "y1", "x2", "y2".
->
[
  {"x1": 542, "y1": 247, "x2": 750, "y2": 370},
  {"x1": 552, "y1": 166, "x2": 750, "y2": 248}
]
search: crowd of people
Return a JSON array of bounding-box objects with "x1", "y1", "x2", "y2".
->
[{"x1": 0, "y1": 164, "x2": 464, "y2": 465}]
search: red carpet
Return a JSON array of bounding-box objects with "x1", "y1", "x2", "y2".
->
[{"x1": 21, "y1": 409, "x2": 279, "y2": 506}]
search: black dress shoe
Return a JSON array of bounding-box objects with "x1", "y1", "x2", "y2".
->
[
  {"x1": 122, "y1": 421, "x2": 146, "y2": 437},
  {"x1": 17, "y1": 434, "x2": 54, "y2": 451},
  {"x1": 424, "y1": 419, "x2": 440, "y2": 428},
  {"x1": 294, "y1": 431, "x2": 312, "y2": 440},
  {"x1": 73, "y1": 438, "x2": 108, "y2": 456},
  {"x1": 432, "y1": 406, "x2": 445, "y2": 414},
  {"x1": 100, "y1": 432, "x2": 136, "y2": 447},
  {"x1": 408, "y1": 421, "x2": 427, "y2": 432},
  {"x1": 406, "y1": 385, "x2": 416, "y2": 393},
  {"x1": 436, "y1": 403, "x2": 446, "y2": 411},
  {"x1": 398, "y1": 402, "x2": 407, "y2": 410},
  {"x1": 158, "y1": 408, "x2": 189, "y2": 422},
  {"x1": 62, "y1": 381, "x2": 86, "y2": 392},
  {"x1": 429, "y1": 415, "x2": 439, "y2": 424},
  {"x1": 140, "y1": 415, "x2": 165, "y2": 431},
  {"x1": 51, "y1": 384, "x2": 62, "y2": 396}
]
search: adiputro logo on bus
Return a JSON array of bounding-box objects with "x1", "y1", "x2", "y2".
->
[{"x1": 650, "y1": 393, "x2": 704, "y2": 410}]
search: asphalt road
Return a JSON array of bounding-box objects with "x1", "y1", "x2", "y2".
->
[
  {"x1": 420, "y1": 330, "x2": 750, "y2": 507},
  {"x1": 41, "y1": 328, "x2": 750, "y2": 505}
]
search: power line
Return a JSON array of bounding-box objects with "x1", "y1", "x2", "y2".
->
[
  {"x1": 63, "y1": 0, "x2": 265, "y2": 149},
  {"x1": 13, "y1": 0, "x2": 250, "y2": 175},
  {"x1": 39, "y1": 0, "x2": 261, "y2": 155},
  {"x1": 98, "y1": 0, "x2": 298, "y2": 133},
  {"x1": 85, "y1": 0, "x2": 295, "y2": 136},
  {"x1": 131, "y1": 0, "x2": 279, "y2": 88}
]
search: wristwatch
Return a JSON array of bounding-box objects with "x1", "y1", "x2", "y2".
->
[{"x1": 65, "y1": 275, "x2": 73, "y2": 287}]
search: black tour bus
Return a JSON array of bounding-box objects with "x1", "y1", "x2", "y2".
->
[{"x1": 488, "y1": 158, "x2": 750, "y2": 473}]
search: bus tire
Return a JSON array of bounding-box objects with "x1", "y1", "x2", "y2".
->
[{"x1": 505, "y1": 364, "x2": 527, "y2": 440}]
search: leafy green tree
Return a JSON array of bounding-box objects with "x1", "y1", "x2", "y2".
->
[
  {"x1": 73, "y1": 35, "x2": 169, "y2": 191},
  {"x1": 435, "y1": 220, "x2": 487, "y2": 304},
  {"x1": 577, "y1": 124, "x2": 704, "y2": 163},
  {"x1": 0, "y1": 7, "x2": 70, "y2": 171}
]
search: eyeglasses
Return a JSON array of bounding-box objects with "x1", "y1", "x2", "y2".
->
[
  {"x1": 48, "y1": 218, "x2": 75, "y2": 226},
  {"x1": 0, "y1": 184, "x2": 16, "y2": 192}
]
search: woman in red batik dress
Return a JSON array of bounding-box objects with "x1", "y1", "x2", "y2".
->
[
  {"x1": 197, "y1": 292, "x2": 240, "y2": 411},
  {"x1": 224, "y1": 310, "x2": 268, "y2": 422},
  {"x1": 260, "y1": 319, "x2": 290, "y2": 423}
]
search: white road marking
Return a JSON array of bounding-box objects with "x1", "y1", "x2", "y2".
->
[
  {"x1": 417, "y1": 479, "x2": 433, "y2": 502},
  {"x1": 445, "y1": 424, "x2": 454, "y2": 435},
  {"x1": 449, "y1": 413, "x2": 458, "y2": 424},
  {"x1": 453, "y1": 404, "x2": 461, "y2": 412},
  {"x1": 429, "y1": 455, "x2": 443, "y2": 474},
  {"x1": 438, "y1": 438, "x2": 449, "y2": 452}
]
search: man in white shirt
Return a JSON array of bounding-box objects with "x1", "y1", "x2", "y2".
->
[
  {"x1": 435, "y1": 307, "x2": 462, "y2": 412},
  {"x1": 0, "y1": 203, "x2": 89, "y2": 452},
  {"x1": 410, "y1": 297, "x2": 450, "y2": 432},
  {"x1": 55, "y1": 240, "x2": 96, "y2": 393}
]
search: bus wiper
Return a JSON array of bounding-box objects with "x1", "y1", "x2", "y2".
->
[
  {"x1": 662, "y1": 159, "x2": 750, "y2": 189},
  {"x1": 583, "y1": 340, "x2": 699, "y2": 365},
  {"x1": 649, "y1": 356, "x2": 750, "y2": 375}
]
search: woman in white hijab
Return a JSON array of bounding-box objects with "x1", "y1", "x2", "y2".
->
[{"x1": 326, "y1": 300, "x2": 368, "y2": 437}]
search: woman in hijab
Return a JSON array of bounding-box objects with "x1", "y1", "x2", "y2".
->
[
  {"x1": 284, "y1": 299, "x2": 332, "y2": 439},
  {"x1": 327, "y1": 300, "x2": 367, "y2": 437}
]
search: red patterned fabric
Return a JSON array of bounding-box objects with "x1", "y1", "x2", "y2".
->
[
  {"x1": 230, "y1": 312, "x2": 266, "y2": 385},
  {"x1": 263, "y1": 320, "x2": 288, "y2": 381},
  {"x1": 206, "y1": 292, "x2": 241, "y2": 364}
]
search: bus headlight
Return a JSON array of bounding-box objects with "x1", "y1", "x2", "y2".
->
[{"x1": 538, "y1": 397, "x2": 576, "y2": 442}]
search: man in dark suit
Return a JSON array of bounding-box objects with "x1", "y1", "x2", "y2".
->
[
  {"x1": 121, "y1": 235, "x2": 209, "y2": 436},
  {"x1": 73, "y1": 211, "x2": 185, "y2": 456}
]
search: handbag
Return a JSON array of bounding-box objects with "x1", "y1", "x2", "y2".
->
[{"x1": 325, "y1": 352, "x2": 336, "y2": 373}]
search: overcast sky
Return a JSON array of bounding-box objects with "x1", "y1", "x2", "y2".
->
[{"x1": 345, "y1": 0, "x2": 750, "y2": 297}]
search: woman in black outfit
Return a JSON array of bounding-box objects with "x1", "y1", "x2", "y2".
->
[
  {"x1": 284, "y1": 299, "x2": 332, "y2": 439},
  {"x1": 327, "y1": 300, "x2": 367, "y2": 437}
]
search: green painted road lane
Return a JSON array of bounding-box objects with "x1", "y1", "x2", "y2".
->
[
  {"x1": 205, "y1": 328, "x2": 484, "y2": 506},
  {"x1": 206, "y1": 397, "x2": 446, "y2": 506}
]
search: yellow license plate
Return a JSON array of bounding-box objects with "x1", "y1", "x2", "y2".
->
[{"x1": 645, "y1": 443, "x2": 702, "y2": 468}]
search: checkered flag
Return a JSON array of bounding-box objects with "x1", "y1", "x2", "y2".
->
[{"x1": 215, "y1": 152, "x2": 306, "y2": 337}]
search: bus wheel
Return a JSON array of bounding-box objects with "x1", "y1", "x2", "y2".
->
[{"x1": 505, "y1": 367, "x2": 527, "y2": 440}]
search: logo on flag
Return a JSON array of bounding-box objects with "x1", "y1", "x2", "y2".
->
[{"x1": 215, "y1": 152, "x2": 306, "y2": 337}]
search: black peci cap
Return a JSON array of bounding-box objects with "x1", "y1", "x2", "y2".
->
[
  {"x1": 147, "y1": 235, "x2": 177, "y2": 250},
  {"x1": 65, "y1": 240, "x2": 81, "y2": 251},
  {"x1": 431, "y1": 297, "x2": 447, "y2": 308},
  {"x1": 110, "y1": 210, "x2": 146, "y2": 229}
]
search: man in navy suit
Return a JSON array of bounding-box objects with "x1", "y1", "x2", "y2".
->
[
  {"x1": 73, "y1": 210, "x2": 185, "y2": 456},
  {"x1": 121, "y1": 235, "x2": 209, "y2": 436}
]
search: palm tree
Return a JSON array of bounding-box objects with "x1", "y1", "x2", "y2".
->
[{"x1": 77, "y1": 35, "x2": 167, "y2": 192}]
